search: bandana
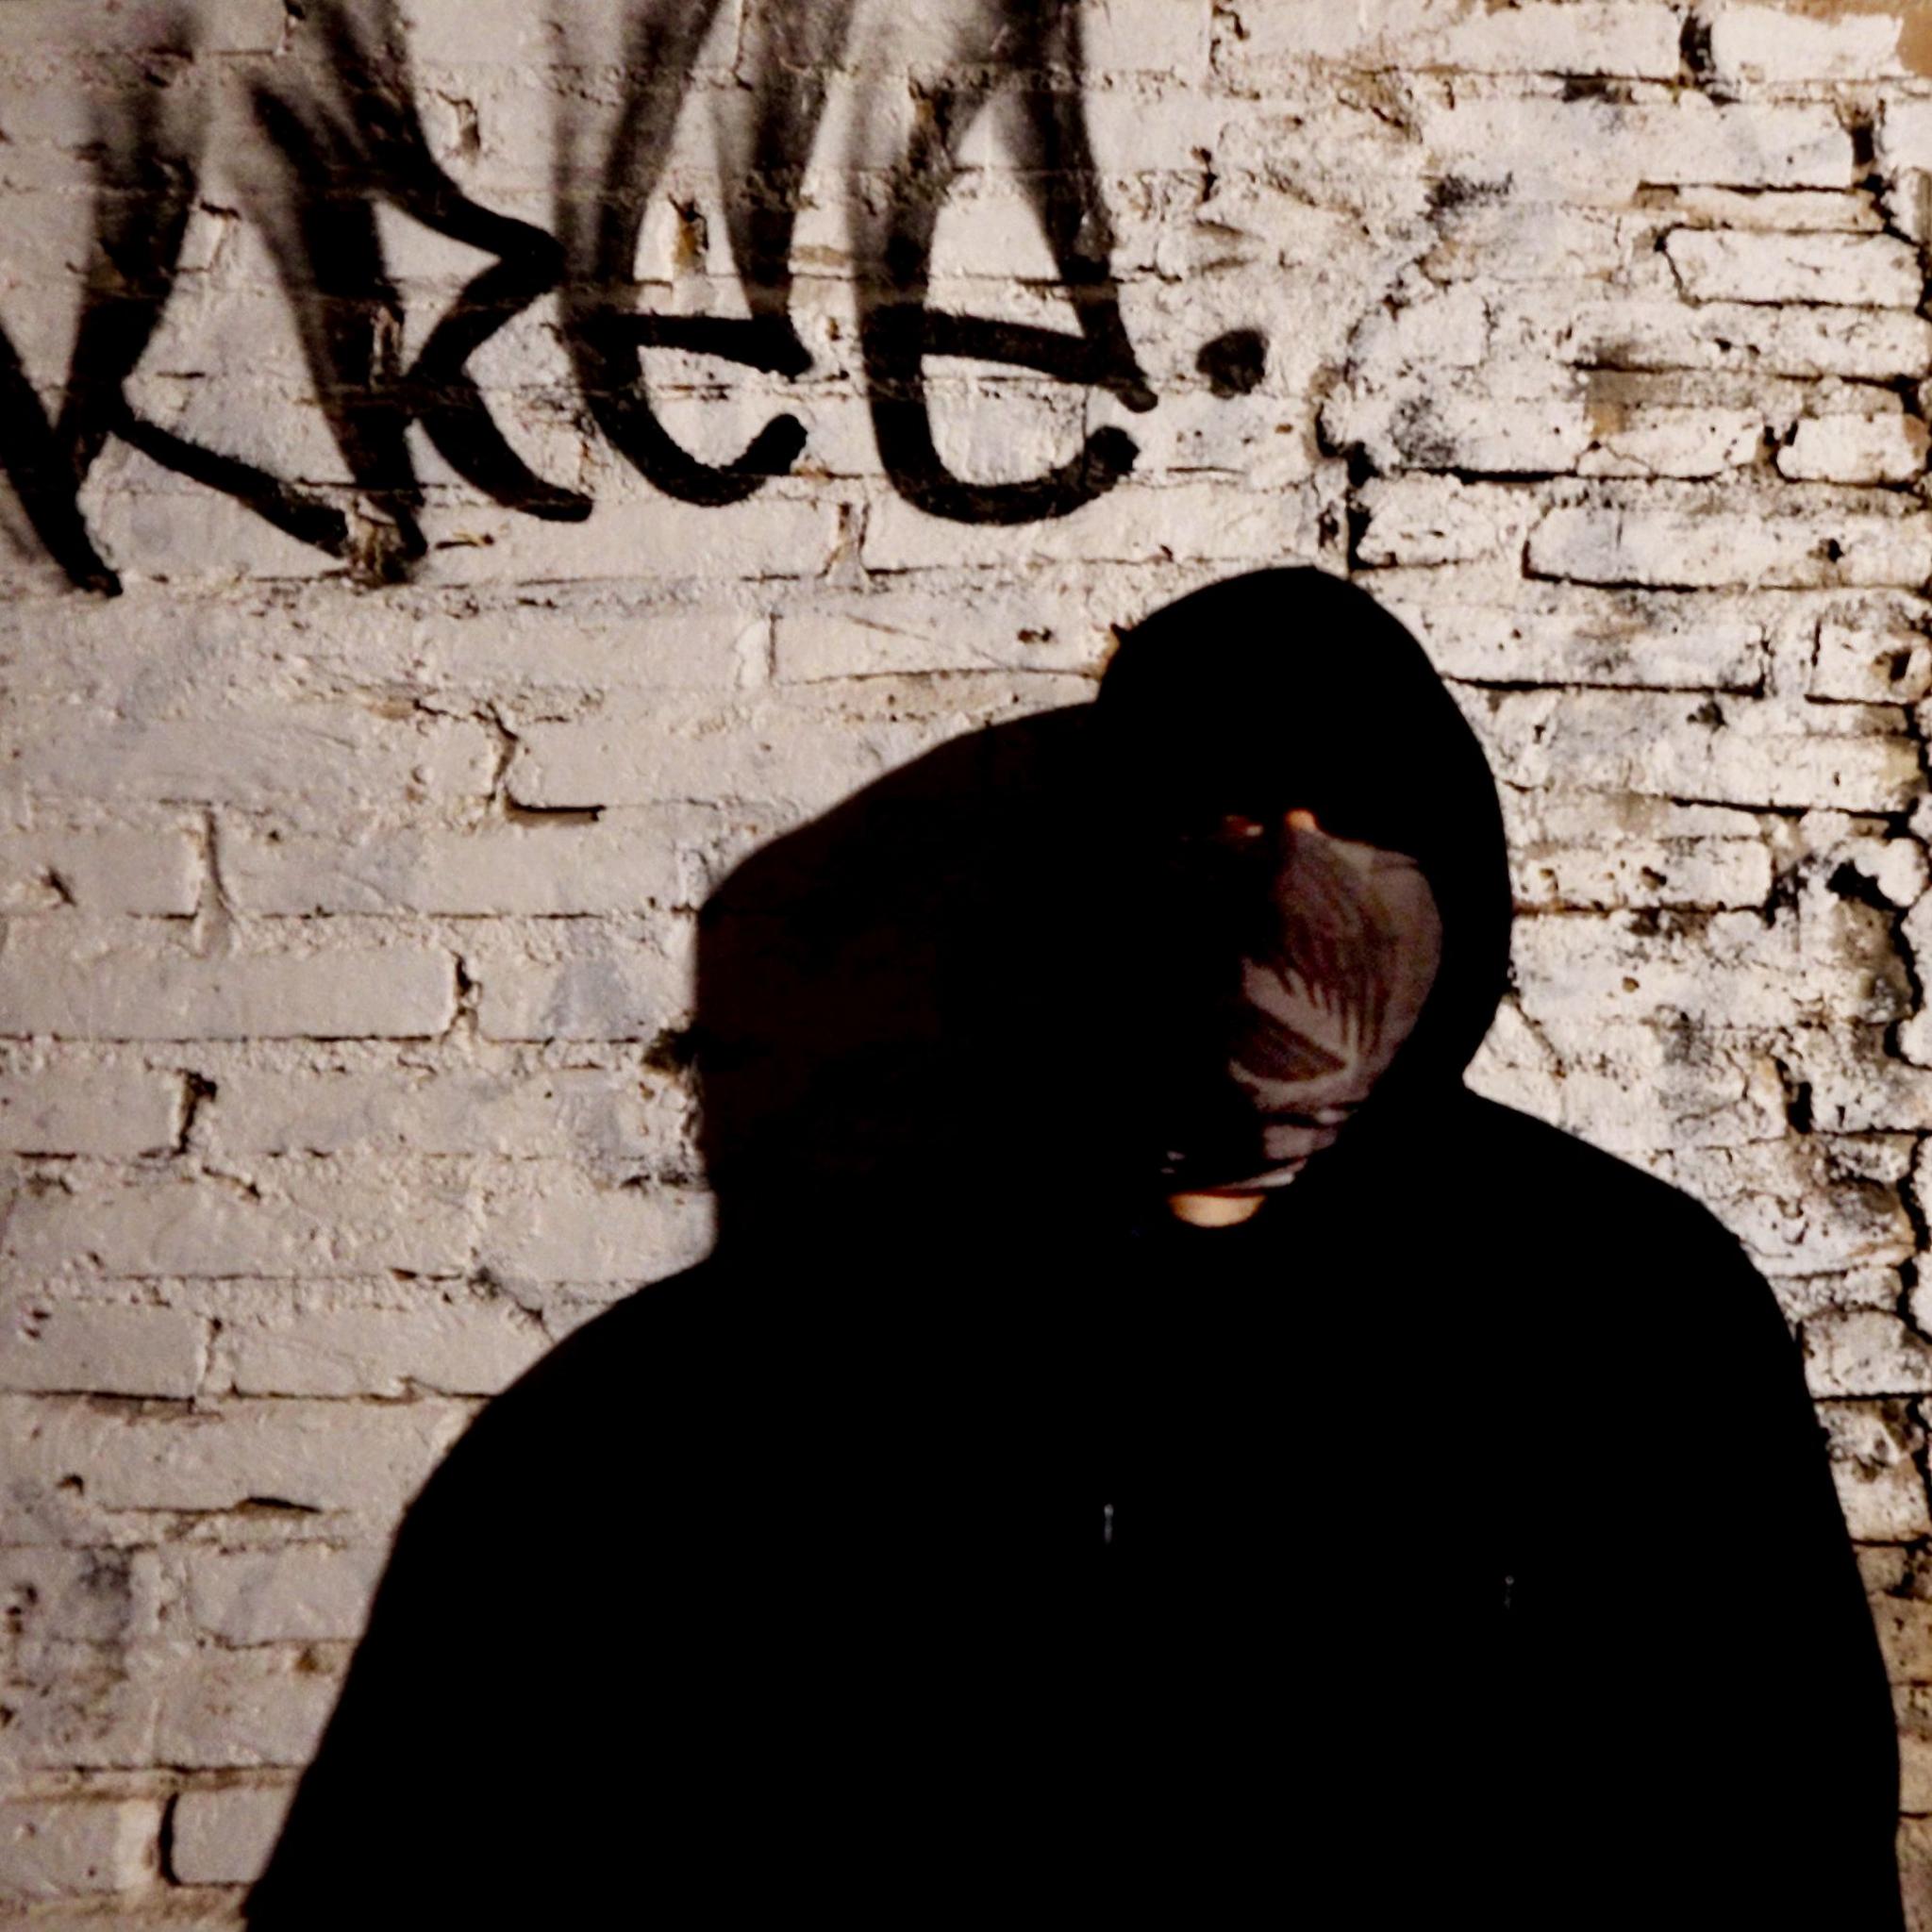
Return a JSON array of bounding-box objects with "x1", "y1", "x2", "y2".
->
[{"x1": 1145, "y1": 821, "x2": 1443, "y2": 1192}]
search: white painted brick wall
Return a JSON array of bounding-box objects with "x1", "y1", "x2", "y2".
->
[
  {"x1": 6, "y1": 0, "x2": 1932, "y2": 1919},
  {"x1": 0, "y1": 1796, "x2": 163, "y2": 1902},
  {"x1": 170, "y1": 1782, "x2": 298, "y2": 1889}
]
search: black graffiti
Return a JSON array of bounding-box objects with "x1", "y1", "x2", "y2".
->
[
  {"x1": 856, "y1": 0, "x2": 1155, "y2": 524},
  {"x1": 0, "y1": 15, "x2": 353, "y2": 596},
  {"x1": 0, "y1": 0, "x2": 1263, "y2": 593},
  {"x1": 0, "y1": 315, "x2": 125, "y2": 597},
  {"x1": 247, "y1": 0, "x2": 591, "y2": 579},
  {"x1": 557, "y1": 0, "x2": 836, "y2": 508}
]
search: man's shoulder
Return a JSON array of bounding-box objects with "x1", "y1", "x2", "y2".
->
[
  {"x1": 1450, "y1": 1089, "x2": 1732, "y2": 1241},
  {"x1": 1450, "y1": 1090, "x2": 1797, "y2": 1365}
]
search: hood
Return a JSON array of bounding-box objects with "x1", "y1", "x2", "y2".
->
[
  {"x1": 1085, "y1": 566, "x2": 1514, "y2": 1184},
  {"x1": 689, "y1": 566, "x2": 1512, "y2": 1251}
]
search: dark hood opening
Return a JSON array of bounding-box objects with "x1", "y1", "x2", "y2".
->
[{"x1": 1090, "y1": 567, "x2": 1514, "y2": 1114}]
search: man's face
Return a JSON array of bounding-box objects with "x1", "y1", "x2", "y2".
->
[{"x1": 1153, "y1": 808, "x2": 1444, "y2": 1196}]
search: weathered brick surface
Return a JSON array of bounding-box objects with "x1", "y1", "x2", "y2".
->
[
  {"x1": 0, "y1": 828, "x2": 203, "y2": 917},
  {"x1": 5, "y1": 0, "x2": 1932, "y2": 1917},
  {"x1": 0, "y1": 1796, "x2": 162, "y2": 1901},
  {"x1": 169, "y1": 1782, "x2": 298, "y2": 1889},
  {"x1": 0, "y1": 1299, "x2": 208, "y2": 1398},
  {"x1": 0, "y1": 1068, "x2": 185, "y2": 1157},
  {"x1": 0, "y1": 936, "x2": 460, "y2": 1041},
  {"x1": 180, "y1": 1548, "x2": 387, "y2": 1645}
]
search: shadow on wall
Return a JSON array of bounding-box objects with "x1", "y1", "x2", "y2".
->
[
  {"x1": 237, "y1": 697, "x2": 1124, "y2": 1924},
  {"x1": 693, "y1": 701, "x2": 1130, "y2": 1247}
]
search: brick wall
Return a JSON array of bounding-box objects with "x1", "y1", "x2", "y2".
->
[{"x1": 5, "y1": 0, "x2": 1932, "y2": 1918}]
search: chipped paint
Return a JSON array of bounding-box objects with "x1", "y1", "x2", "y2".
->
[{"x1": 1766, "y1": 0, "x2": 1932, "y2": 77}]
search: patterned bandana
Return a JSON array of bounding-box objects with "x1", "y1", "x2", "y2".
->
[{"x1": 1148, "y1": 821, "x2": 1443, "y2": 1193}]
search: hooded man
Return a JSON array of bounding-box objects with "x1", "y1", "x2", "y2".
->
[{"x1": 247, "y1": 568, "x2": 1902, "y2": 1928}]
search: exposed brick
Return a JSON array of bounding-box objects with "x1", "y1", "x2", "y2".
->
[
  {"x1": 1350, "y1": 392, "x2": 1594, "y2": 475},
  {"x1": 507, "y1": 680, "x2": 1090, "y2": 813},
  {"x1": 773, "y1": 587, "x2": 1108, "y2": 682},
  {"x1": 1805, "y1": 1312, "x2": 1932, "y2": 1398},
  {"x1": 155, "y1": 1643, "x2": 347, "y2": 1769},
  {"x1": 200, "y1": 1065, "x2": 682, "y2": 1161},
  {"x1": 1814, "y1": 622, "x2": 1932, "y2": 705},
  {"x1": 481, "y1": 1180, "x2": 716, "y2": 1285},
  {"x1": 1356, "y1": 476, "x2": 1541, "y2": 568},
  {"x1": 214, "y1": 1300, "x2": 548, "y2": 1398},
  {"x1": 5, "y1": 1641, "x2": 166, "y2": 1771},
  {"x1": 0, "y1": 937, "x2": 458, "y2": 1041},
  {"x1": 469, "y1": 924, "x2": 696, "y2": 1041},
  {"x1": 5, "y1": 704, "x2": 497, "y2": 825},
  {"x1": 0, "y1": 1298, "x2": 205, "y2": 1397},
  {"x1": 1222, "y1": 2, "x2": 1683, "y2": 77},
  {"x1": 1472, "y1": 691, "x2": 1920, "y2": 811},
  {"x1": 1798, "y1": 1032, "x2": 1932, "y2": 1134},
  {"x1": 223, "y1": 817, "x2": 685, "y2": 917},
  {"x1": 1521, "y1": 292, "x2": 1932, "y2": 381},
  {"x1": 1527, "y1": 503, "x2": 1932, "y2": 592},
  {"x1": 0, "y1": 1547, "x2": 163, "y2": 1645},
  {"x1": 183, "y1": 1546, "x2": 387, "y2": 1644},
  {"x1": 1079, "y1": 0, "x2": 1212, "y2": 75},
  {"x1": 1902, "y1": 1690, "x2": 1932, "y2": 1824},
  {"x1": 1901, "y1": 1818, "x2": 1932, "y2": 1927},
  {"x1": 1344, "y1": 286, "x2": 1493, "y2": 375},
  {"x1": 1469, "y1": 1008, "x2": 1789, "y2": 1155},
  {"x1": 1511, "y1": 910, "x2": 1901, "y2": 1047},
  {"x1": 1861, "y1": 1546, "x2": 1910, "y2": 1595},
  {"x1": 1, "y1": 1393, "x2": 473, "y2": 1518},
  {"x1": 1577, "y1": 408, "x2": 1767, "y2": 482},
  {"x1": 0, "y1": 1069, "x2": 183, "y2": 1156},
  {"x1": 1778, "y1": 415, "x2": 1931, "y2": 487},
  {"x1": 1413, "y1": 98, "x2": 1854, "y2": 201},
  {"x1": 1644, "y1": 187, "x2": 1886, "y2": 234},
  {"x1": 1882, "y1": 98, "x2": 1932, "y2": 175},
  {"x1": 1511, "y1": 838, "x2": 1773, "y2": 911},
  {"x1": 1388, "y1": 590, "x2": 1766, "y2": 690},
  {"x1": 0, "y1": 828, "x2": 202, "y2": 915},
  {"x1": 409, "y1": 598, "x2": 758, "y2": 698},
  {"x1": 1711, "y1": 4, "x2": 1917, "y2": 85},
  {"x1": 1664, "y1": 230, "x2": 1924, "y2": 310},
  {"x1": 0, "y1": 1796, "x2": 161, "y2": 1902},
  {"x1": 1824, "y1": 1404, "x2": 1932, "y2": 1543},
  {"x1": 861, "y1": 480, "x2": 1332, "y2": 571},
  {"x1": 1873, "y1": 1601, "x2": 1932, "y2": 1683},
  {"x1": 169, "y1": 1780, "x2": 296, "y2": 1888},
  {"x1": 1661, "y1": 1138, "x2": 1919, "y2": 1278},
  {"x1": 1834, "y1": 834, "x2": 1931, "y2": 908},
  {"x1": 1, "y1": 1162, "x2": 477, "y2": 1278},
  {"x1": 1791, "y1": 1277, "x2": 1913, "y2": 1333}
]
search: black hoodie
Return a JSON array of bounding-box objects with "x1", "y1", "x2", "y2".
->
[{"x1": 247, "y1": 568, "x2": 1903, "y2": 1928}]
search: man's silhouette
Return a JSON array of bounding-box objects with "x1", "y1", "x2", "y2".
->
[{"x1": 247, "y1": 568, "x2": 1903, "y2": 1927}]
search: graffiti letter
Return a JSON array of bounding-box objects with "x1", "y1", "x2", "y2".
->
[
  {"x1": 557, "y1": 0, "x2": 853, "y2": 508},
  {"x1": 6, "y1": 23, "x2": 351, "y2": 592},
  {"x1": 854, "y1": 0, "x2": 1155, "y2": 525},
  {"x1": 251, "y1": 0, "x2": 589, "y2": 580}
]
